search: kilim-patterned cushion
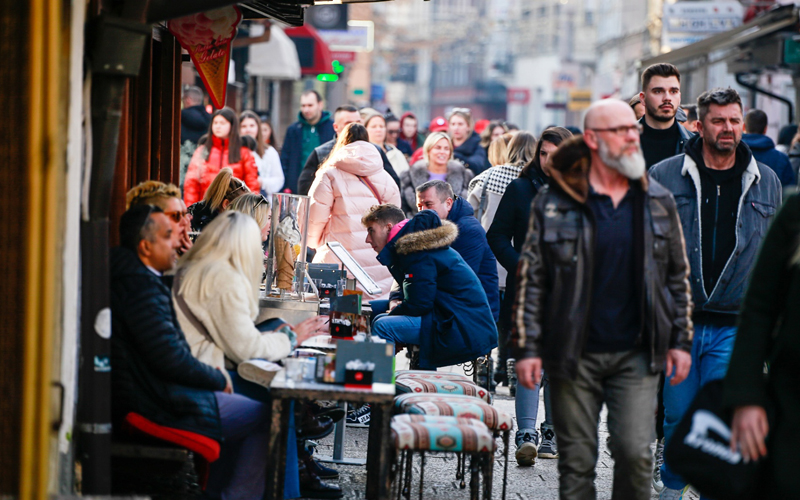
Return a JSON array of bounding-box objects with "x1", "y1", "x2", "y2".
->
[
  {"x1": 392, "y1": 414, "x2": 488, "y2": 428},
  {"x1": 395, "y1": 370, "x2": 474, "y2": 383},
  {"x1": 394, "y1": 394, "x2": 513, "y2": 432},
  {"x1": 391, "y1": 415, "x2": 496, "y2": 453},
  {"x1": 396, "y1": 377, "x2": 493, "y2": 404}
]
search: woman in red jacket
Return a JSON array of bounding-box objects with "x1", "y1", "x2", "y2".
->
[{"x1": 184, "y1": 107, "x2": 259, "y2": 206}]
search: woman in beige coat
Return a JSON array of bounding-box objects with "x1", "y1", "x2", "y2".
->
[{"x1": 307, "y1": 123, "x2": 401, "y2": 300}]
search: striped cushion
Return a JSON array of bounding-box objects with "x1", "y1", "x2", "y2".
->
[
  {"x1": 395, "y1": 370, "x2": 473, "y2": 383},
  {"x1": 394, "y1": 394, "x2": 513, "y2": 432},
  {"x1": 392, "y1": 414, "x2": 488, "y2": 427},
  {"x1": 391, "y1": 415, "x2": 496, "y2": 453},
  {"x1": 396, "y1": 378, "x2": 492, "y2": 404}
]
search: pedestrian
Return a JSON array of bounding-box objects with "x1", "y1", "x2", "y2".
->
[
  {"x1": 448, "y1": 108, "x2": 490, "y2": 174},
  {"x1": 364, "y1": 111, "x2": 410, "y2": 177},
  {"x1": 638, "y1": 63, "x2": 693, "y2": 169},
  {"x1": 364, "y1": 205, "x2": 498, "y2": 369},
  {"x1": 400, "y1": 132, "x2": 474, "y2": 216},
  {"x1": 126, "y1": 180, "x2": 193, "y2": 256},
  {"x1": 776, "y1": 123, "x2": 797, "y2": 154},
  {"x1": 514, "y1": 99, "x2": 693, "y2": 500},
  {"x1": 399, "y1": 111, "x2": 426, "y2": 152},
  {"x1": 682, "y1": 104, "x2": 698, "y2": 133},
  {"x1": 724, "y1": 193, "x2": 800, "y2": 498},
  {"x1": 650, "y1": 87, "x2": 781, "y2": 500},
  {"x1": 280, "y1": 90, "x2": 335, "y2": 193},
  {"x1": 629, "y1": 95, "x2": 645, "y2": 120},
  {"x1": 385, "y1": 114, "x2": 413, "y2": 157},
  {"x1": 486, "y1": 132, "x2": 514, "y2": 168},
  {"x1": 187, "y1": 167, "x2": 249, "y2": 233},
  {"x1": 483, "y1": 127, "x2": 570, "y2": 461},
  {"x1": 742, "y1": 109, "x2": 796, "y2": 186},
  {"x1": 184, "y1": 107, "x2": 259, "y2": 206},
  {"x1": 180, "y1": 86, "x2": 211, "y2": 190},
  {"x1": 307, "y1": 123, "x2": 401, "y2": 300},
  {"x1": 479, "y1": 120, "x2": 509, "y2": 154},
  {"x1": 415, "y1": 179, "x2": 500, "y2": 322},
  {"x1": 409, "y1": 116, "x2": 448, "y2": 165},
  {"x1": 240, "y1": 110, "x2": 285, "y2": 197},
  {"x1": 260, "y1": 116, "x2": 279, "y2": 153}
]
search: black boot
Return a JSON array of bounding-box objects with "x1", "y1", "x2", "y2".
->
[{"x1": 298, "y1": 457, "x2": 343, "y2": 499}]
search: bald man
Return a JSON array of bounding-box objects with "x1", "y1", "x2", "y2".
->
[{"x1": 511, "y1": 99, "x2": 693, "y2": 500}]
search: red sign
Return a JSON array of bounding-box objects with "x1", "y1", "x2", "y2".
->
[
  {"x1": 507, "y1": 88, "x2": 531, "y2": 105},
  {"x1": 169, "y1": 6, "x2": 243, "y2": 109},
  {"x1": 330, "y1": 51, "x2": 356, "y2": 64}
]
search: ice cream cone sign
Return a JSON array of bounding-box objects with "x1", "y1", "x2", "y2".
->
[{"x1": 168, "y1": 6, "x2": 242, "y2": 109}]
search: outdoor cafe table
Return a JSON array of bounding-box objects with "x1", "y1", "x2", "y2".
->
[{"x1": 265, "y1": 370, "x2": 396, "y2": 500}]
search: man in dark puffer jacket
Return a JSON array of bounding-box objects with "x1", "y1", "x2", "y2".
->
[{"x1": 111, "y1": 204, "x2": 270, "y2": 499}]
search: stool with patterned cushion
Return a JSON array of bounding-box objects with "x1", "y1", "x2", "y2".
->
[
  {"x1": 394, "y1": 393, "x2": 512, "y2": 499},
  {"x1": 395, "y1": 370, "x2": 474, "y2": 383},
  {"x1": 395, "y1": 377, "x2": 493, "y2": 404},
  {"x1": 391, "y1": 415, "x2": 495, "y2": 500}
]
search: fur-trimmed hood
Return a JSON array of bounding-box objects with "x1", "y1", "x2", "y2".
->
[
  {"x1": 547, "y1": 135, "x2": 649, "y2": 204},
  {"x1": 395, "y1": 218, "x2": 459, "y2": 255}
]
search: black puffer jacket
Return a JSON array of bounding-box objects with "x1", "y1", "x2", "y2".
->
[
  {"x1": 454, "y1": 131, "x2": 490, "y2": 175},
  {"x1": 511, "y1": 137, "x2": 693, "y2": 379},
  {"x1": 110, "y1": 247, "x2": 227, "y2": 439}
]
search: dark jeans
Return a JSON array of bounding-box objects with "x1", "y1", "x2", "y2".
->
[
  {"x1": 205, "y1": 392, "x2": 270, "y2": 500},
  {"x1": 550, "y1": 349, "x2": 658, "y2": 500}
]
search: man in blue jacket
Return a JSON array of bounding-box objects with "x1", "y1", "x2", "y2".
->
[
  {"x1": 111, "y1": 205, "x2": 271, "y2": 499},
  {"x1": 363, "y1": 204, "x2": 498, "y2": 369},
  {"x1": 415, "y1": 179, "x2": 500, "y2": 321},
  {"x1": 280, "y1": 90, "x2": 335, "y2": 193},
  {"x1": 742, "y1": 108, "x2": 795, "y2": 186}
]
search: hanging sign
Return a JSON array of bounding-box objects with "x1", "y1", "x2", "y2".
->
[{"x1": 168, "y1": 6, "x2": 243, "y2": 109}]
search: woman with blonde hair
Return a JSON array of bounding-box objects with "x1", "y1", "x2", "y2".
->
[
  {"x1": 126, "y1": 180, "x2": 193, "y2": 254},
  {"x1": 187, "y1": 167, "x2": 249, "y2": 233},
  {"x1": 399, "y1": 131, "x2": 474, "y2": 216},
  {"x1": 228, "y1": 193, "x2": 271, "y2": 242},
  {"x1": 487, "y1": 131, "x2": 515, "y2": 167},
  {"x1": 480, "y1": 119, "x2": 509, "y2": 152},
  {"x1": 307, "y1": 122, "x2": 401, "y2": 300},
  {"x1": 448, "y1": 108, "x2": 490, "y2": 174}
]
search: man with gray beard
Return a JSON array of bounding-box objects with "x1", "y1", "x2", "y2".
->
[
  {"x1": 649, "y1": 88, "x2": 781, "y2": 500},
  {"x1": 512, "y1": 99, "x2": 694, "y2": 500}
]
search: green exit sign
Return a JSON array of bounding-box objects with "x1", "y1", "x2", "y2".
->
[{"x1": 784, "y1": 39, "x2": 800, "y2": 64}]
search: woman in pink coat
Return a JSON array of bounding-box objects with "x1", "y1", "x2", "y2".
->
[{"x1": 307, "y1": 123, "x2": 401, "y2": 300}]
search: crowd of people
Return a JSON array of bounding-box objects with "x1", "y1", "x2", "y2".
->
[{"x1": 111, "y1": 63, "x2": 800, "y2": 500}]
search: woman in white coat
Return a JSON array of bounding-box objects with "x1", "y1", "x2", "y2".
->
[{"x1": 307, "y1": 123, "x2": 401, "y2": 300}]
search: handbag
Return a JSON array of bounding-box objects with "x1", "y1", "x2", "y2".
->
[
  {"x1": 663, "y1": 378, "x2": 770, "y2": 500},
  {"x1": 358, "y1": 175, "x2": 383, "y2": 204}
]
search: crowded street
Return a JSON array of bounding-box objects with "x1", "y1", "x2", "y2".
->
[{"x1": 3, "y1": 1, "x2": 800, "y2": 500}]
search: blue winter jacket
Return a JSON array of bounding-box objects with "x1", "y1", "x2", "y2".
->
[
  {"x1": 280, "y1": 111, "x2": 335, "y2": 193},
  {"x1": 741, "y1": 133, "x2": 796, "y2": 186},
  {"x1": 454, "y1": 131, "x2": 490, "y2": 175},
  {"x1": 447, "y1": 197, "x2": 500, "y2": 321},
  {"x1": 110, "y1": 247, "x2": 227, "y2": 439},
  {"x1": 377, "y1": 210, "x2": 498, "y2": 368}
]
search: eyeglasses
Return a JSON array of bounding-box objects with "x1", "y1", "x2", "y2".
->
[
  {"x1": 589, "y1": 123, "x2": 643, "y2": 137},
  {"x1": 386, "y1": 129, "x2": 400, "y2": 135},
  {"x1": 163, "y1": 210, "x2": 191, "y2": 223}
]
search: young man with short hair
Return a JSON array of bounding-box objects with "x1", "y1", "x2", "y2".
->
[
  {"x1": 742, "y1": 108, "x2": 795, "y2": 186},
  {"x1": 281, "y1": 90, "x2": 335, "y2": 193},
  {"x1": 650, "y1": 88, "x2": 782, "y2": 500},
  {"x1": 638, "y1": 63, "x2": 694, "y2": 169}
]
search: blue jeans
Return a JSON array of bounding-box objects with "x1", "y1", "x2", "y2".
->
[
  {"x1": 661, "y1": 323, "x2": 737, "y2": 493},
  {"x1": 372, "y1": 314, "x2": 421, "y2": 346}
]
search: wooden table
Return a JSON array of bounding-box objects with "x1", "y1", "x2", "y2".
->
[{"x1": 265, "y1": 371, "x2": 396, "y2": 500}]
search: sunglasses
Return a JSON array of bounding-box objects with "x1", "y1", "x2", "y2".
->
[
  {"x1": 163, "y1": 210, "x2": 191, "y2": 223},
  {"x1": 255, "y1": 195, "x2": 268, "y2": 210}
]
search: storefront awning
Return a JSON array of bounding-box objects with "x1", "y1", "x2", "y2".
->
[
  {"x1": 640, "y1": 5, "x2": 799, "y2": 71},
  {"x1": 284, "y1": 25, "x2": 334, "y2": 76},
  {"x1": 246, "y1": 25, "x2": 301, "y2": 80}
]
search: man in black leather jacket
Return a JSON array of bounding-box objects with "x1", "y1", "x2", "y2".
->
[{"x1": 512, "y1": 100, "x2": 693, "y2": 500}]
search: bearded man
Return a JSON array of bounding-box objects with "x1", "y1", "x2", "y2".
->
[
  {"x1": 512, "y1": 99, "x2": 694, "y2": 500},
  {"x1": 649, "y1": 88, "x2": 781, "y2": 500}
]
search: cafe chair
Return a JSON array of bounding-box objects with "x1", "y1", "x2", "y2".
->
[
  {"x1": 395, "y1": 376, "x2": 493, "y2": 404},
  {"x1": 395, "y1": 370, "x2": 474, "y2": 383},
  {"x1": 391, "y1": 414, "x2": 495, "y2": 500},
  {"x1": 393, "y1": 393, "x2": 513, "y2": 500},
  {"x1": 111, "y1": 412, "x2": 221, "y2": 499}
]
